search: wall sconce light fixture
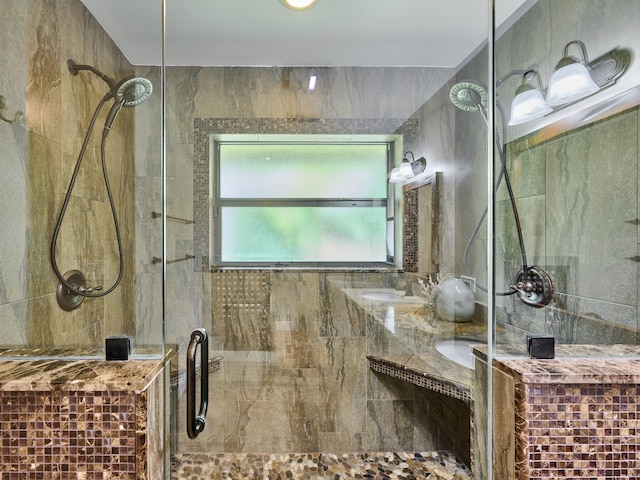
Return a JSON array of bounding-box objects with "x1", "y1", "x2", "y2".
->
[
  {"x1": 503, "y1": 40, "x2": 630, "y2": 126},
  {"x1": 508, "y1": 70, "x2": 552, "y2": 126},
  {"x1": 389, "y1": 151, "x2": 426, "y2": 183},
  {"x1": 546, "y1": 40, "x2": 599, "y2": 107}
]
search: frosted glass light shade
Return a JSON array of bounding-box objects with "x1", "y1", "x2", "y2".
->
[
  {"x1": 389, "y1": 160, "x2": 414, "y2": 183},
  {"x1": 397, "y1": 160, "x2": 413, "y2": 177},
  {"x1": 508, "y1": 88, "x2": 553, "y2": 126},
  {"x1": 546, "y1": 62, "x2": 599, "y2": 107}
]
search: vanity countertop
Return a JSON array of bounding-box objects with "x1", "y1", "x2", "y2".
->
[
  {"x1": 336, "y1": 282, "x2": 494, "y2": 402},
  {"x1": 0, "y1": 348, "x2": 168, "y2": 393}
]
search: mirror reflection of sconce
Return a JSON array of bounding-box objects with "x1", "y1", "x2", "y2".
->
[
  {"x1": 0, "y1": 95, "x2": 24, "y2": 124},
  {"x1": 508, "y1": 70, "x2": 552, "y2": 126},
  {"x1": 545, "y1": 40, "x2": 599, "y2": 107},
  {"x1": 389, "y1": 151, "x2": 426, "y2": 183},
  {"x1": 504, "y1": 40, "x2": 631, "y2": 126}
]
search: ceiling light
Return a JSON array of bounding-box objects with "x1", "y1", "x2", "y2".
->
[
  {"x1": 308, "y1": 74, "x2": 317, "y2": 91},
  {"x1": 280, "y1": 0, "x2": 317, "y2": 10},
  {"x1": 508, "y1": 70, "x2": 552, "y2": 126}
]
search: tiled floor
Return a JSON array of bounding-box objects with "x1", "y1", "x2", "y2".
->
[{"x1": 171, "y1": 451, "x2": 472, "y2": 479}]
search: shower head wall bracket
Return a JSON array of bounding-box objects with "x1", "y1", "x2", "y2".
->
[
  {"x1": 56, "y1": 270, "x2": 87, "y2": 311},
  {"x1": 56, "y1": 270, "x2": 103, "y2": 311}
]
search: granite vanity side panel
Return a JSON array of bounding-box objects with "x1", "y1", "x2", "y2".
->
[
  {"x1": 471, "y1": 357, "x2": 488, "y2": 480},
  {"x1": 141, "y1": 367, "x2": 166, "y2": 480},
  {"x1": 493, "y1": 366, "x2": 516, "y2": 480}
]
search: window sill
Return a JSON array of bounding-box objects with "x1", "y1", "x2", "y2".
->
[{"x1": 209, "y1": 262, "x2": 397, "y2": 273}]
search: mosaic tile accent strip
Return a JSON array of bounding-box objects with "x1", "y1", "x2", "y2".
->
[
  {"x1": 170, "y1": 356, "x2": 223, "y2": 389},
  {"x1": 171, "y1": 451, "x2": 472, "y2": 480},
  {"x1": 516, "y1": 382, "x2": 640, "y2": 480},
  {"x1": 0, "y1": 390, "x2": 138, "y2": 479},
  {"x1": 368, "y1": 357, "x2": 470, "y2": 404},
  {"x1": 402, "y1": 188, "x2": 419, "y2": 273}
]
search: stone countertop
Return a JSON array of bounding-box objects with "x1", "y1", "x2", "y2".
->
[
  {"x1": 0, "y1": 348, "x2": 168, "y2": 393},
  {"x1": 336, "y1": 280, "x2": 640, "y2": 395},
  {"x1": 336, "y1": 282, "x2": 494, "y2": 397},
  {"x1": 482, "y1": 344, "x2": 640, "y2": 384}
]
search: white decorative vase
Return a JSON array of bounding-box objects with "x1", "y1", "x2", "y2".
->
[{"x1": 434, "y1": 277, "x2": 475, "y2": 322}]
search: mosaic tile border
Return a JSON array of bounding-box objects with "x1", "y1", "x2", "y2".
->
[
  {"x1": 368, "y1": 357, "x2": 470, "y2": 404},
  {"x1": 170, "y1": 356, "x2": 222, "y2": 389}
]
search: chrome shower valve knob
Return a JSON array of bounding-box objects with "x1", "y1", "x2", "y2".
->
[{"x1": 511, "y1": 266, "x2": 554, "y2": 308}]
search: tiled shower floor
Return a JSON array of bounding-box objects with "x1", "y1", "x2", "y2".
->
[{"x1": 171, "y1": 451, "x2": 472, "y2": 479}]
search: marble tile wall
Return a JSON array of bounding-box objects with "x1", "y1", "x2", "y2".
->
[
  {"x1": 0, "y1": 0, "x2": 143, "y2": 351},
  {"x1": 162, "y1": 64, "x2": 464, "y2": 457},
  {"x1": 172, "y1": 271, "x2": 471, "y2": 461}
]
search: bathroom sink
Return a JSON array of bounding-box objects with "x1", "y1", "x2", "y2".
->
[
  {"x1": 435, "y1": 339, "x2": 484, "y2": 370},
  {"x1": 359, "y1": 291, "x2": 405, "y2": 302}
]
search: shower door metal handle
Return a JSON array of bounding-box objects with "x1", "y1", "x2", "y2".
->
[{"x1": 187, "y1": 328, "x2": 209, "y2": 439}]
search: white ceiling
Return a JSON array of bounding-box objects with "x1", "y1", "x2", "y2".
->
[{"x1": 80, "y1": 0, "x2": 530, "y2": 67}]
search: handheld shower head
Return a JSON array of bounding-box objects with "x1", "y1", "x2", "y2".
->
[
  {"x1": 102, "y1": 77, "x2": 153, "y2": 132},
  {"x1": 450, "y1": 81, "x2": 489, "y2": 125},
  {"x1": 114, "y1": 76, "x2": 153, "y2": 107},
  {"x1": 450, "y1": 81, "x2": 488, "y2": 112}
]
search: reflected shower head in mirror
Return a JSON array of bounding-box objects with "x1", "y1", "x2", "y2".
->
[
  {"x1": 448, "y1": 78, "x2": 554, "y2": 307},
  {"x1": 449, "y1": 81, "x2": 488, "y2": 123}
]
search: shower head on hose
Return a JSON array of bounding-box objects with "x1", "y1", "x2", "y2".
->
[
  {"x1": 52, "y1": 61, "x2": 154, "y2": 311},
  {"x1": 113, "y1": 76, "x2": 153, "y2": 107},
  {"x1": 449, "y1": 81, "x2": 488, "y2": 112},
  {"x1": 451, "y1": 78, "x2": 555, "y2": 308},
  {"x1": 102, "y1": 76, "x2": 154, "y2": 131}
]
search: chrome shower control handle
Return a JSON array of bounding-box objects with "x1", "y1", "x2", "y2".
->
[
  {"x1": 511, "y1": 266, "x2": 554, "y2": 308},
  {"x1": 510, "y1": 281, "x2": 534, "y2": 297}
]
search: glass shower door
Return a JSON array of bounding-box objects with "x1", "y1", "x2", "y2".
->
[{"x1": 163, "y1": 2, "x2": 493, "y2": 480}]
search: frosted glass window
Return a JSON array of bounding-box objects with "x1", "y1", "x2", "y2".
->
[
  {"x1": 219, "y1": 143, "x2": 387, "y2": 199},
  {"x1": 215, "y1": 140, "x2": 392, "y2": 265},
  {"x1": 221, "y1": 207, "x2": 387, "y2": 262}
]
